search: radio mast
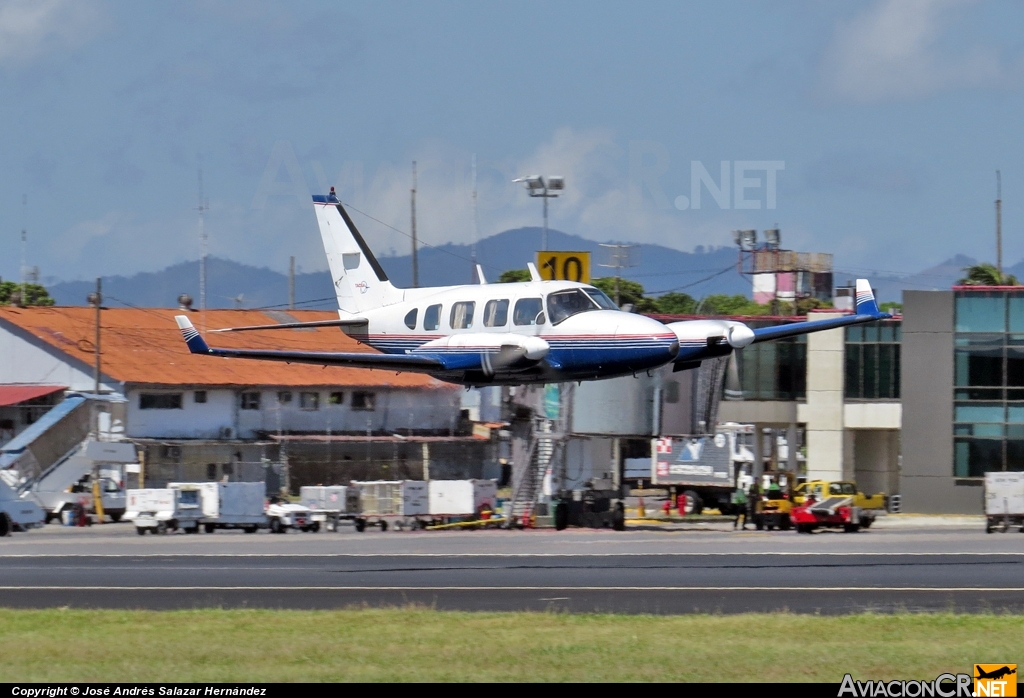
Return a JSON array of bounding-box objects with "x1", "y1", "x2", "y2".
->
[{"x1": 197, "y1": 160, "x2": 209, "y2": 326}]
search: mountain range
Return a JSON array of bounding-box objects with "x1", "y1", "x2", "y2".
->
[{"x1": 42, "y1": 226, "x2": 1013, "y2": 309}]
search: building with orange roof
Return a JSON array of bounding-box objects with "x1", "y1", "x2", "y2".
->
[{"x1": 0, "y1": 306, "x2": 497, "y2": 489}]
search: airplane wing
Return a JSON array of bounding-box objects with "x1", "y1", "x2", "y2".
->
[
  {"x1": 751, "y1": 280, "x2": 891, "y2": 343},
  {"x1": 175, "y1": 316, "x2": 443, "y2": 373}
]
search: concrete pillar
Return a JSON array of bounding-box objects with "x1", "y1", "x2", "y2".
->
[
  {"x1": 753, "y1": 422, "x2": 765, "y2": 480},
  {"x1": 804, "y1": 313, "x2": 847, "y2": 481},
  {"x1": 786, "y1": 423, "x2": 798, "y2": 473}
]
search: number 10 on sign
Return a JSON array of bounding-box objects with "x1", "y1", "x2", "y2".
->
[{"x1": 536, "y1": 251, "x2": 591, "y2": 283}]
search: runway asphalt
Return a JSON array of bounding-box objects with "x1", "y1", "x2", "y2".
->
[{"x1": 1, "y1": 519, "x2": 1022, "y2": 614}]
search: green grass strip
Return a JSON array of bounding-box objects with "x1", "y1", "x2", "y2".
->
[{"x1": 1, "y1": 608, "x2": 1021, "y2": 682}]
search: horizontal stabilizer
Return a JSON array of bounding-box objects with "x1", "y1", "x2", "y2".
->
[
  {"x1": 751, "y1": 279, "x2": 890, "y2": 344},
  {"x1": 210, "y1": 319, "x2": 368, "y2": 333}
]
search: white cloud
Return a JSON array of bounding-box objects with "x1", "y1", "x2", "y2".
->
[
  {"x1": 820, "y1": 0, "x2": 1018, "y2": 103},
  {"x1": 0, "y1": 0, "x2": 102, "y2": 67}
]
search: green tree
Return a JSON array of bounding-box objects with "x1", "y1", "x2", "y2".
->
[
  {"x1": 653, "y1": 292, "x2": 697, "y2": 315},
  {"x1": 957, "y1": 263, "x2": 1019, "y2": 286},
  {"x1": 591, "y1": 277, "x2": 647, "y2": 307},
  {"x1": 497, "y1": 269, "x2": 531, "y2": 283},
  {"x1": 698, "y1": 294, "x2": 769, "y2": 316},
  {"x1": 879, "y1": 301, "x2": 902, "y2": 314},
  {"x1": 0, "y1": 281, "x2": 55, "y2": 307}
]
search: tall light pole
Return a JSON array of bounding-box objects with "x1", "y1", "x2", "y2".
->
[{"x1": 513, "y1": 175, "x2": 564, "y2": 251}]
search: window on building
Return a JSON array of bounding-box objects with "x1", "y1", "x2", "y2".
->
[
  {"x1": 161, "y1": 445, "x2": 181, "y2": 461},
  {"x1": 329, "y1": 392, "x2": 344, "y2": 405},
  {"x1": 734, "y1": 328, "x2": 806, "y2": 401},
  {"x1": 222, "y1": 462, "x2": 234, "y2": 476},
  {"x1": 845, "y1": 321, "x2": 901, "y2": 400},
  {"x1": 424, "y1": 304, "x2": 441, "y2": 331},
  {"x1": 240, "y1": 392, "x2": 261, "y2": 410},
  {"x1": 483, "y1": 299, "x2": 509, "y2": 327},
  {"x1": 953, "y1": 290, "x2": 1024, "y2": 476},
  {"x1": 277, "y1": 391, "x2": 292, "y2": 404},
  {"x1": 664, "y1": 380, "x2": 680, "y2": 404},
  {"x1": 404, "y1": 309, "x2": 417, "y2": 330},
  {"x1": 194, "y1": 390, "x2": 207, "y2": 404},
  {"x1": 450, "y1": 301, "x2": 475, "y2": 329},
  {"x1": 140, "y1": 393, "x2": 183, "y2": 410},
  {"x1": 351, "y1": 391, "x2": 376, "y2": 411},
  {"x1": 513, "y1": 298, "x2": 544, "y2": 326},
  {"x1": 206, "y1": 463, "x2": 217, "y2": 480},
  {"x1": 300, "y1": 392, "x2": 320, "y2": 410}
]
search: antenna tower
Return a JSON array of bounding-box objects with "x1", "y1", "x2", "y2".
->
[
  {"x1": 197, "y1": 159, "x2": 209, "y2": 326},
  {"x1": 471, "y1": 154, "x2": 479, "y2": 282},
  {"x1": 411, "y1": 161, "x2": 419, "y2": 288},
  {"x1": 996, "y1": 170, "x2": 1003, "y2": 276},
  {"x1": 20, "y1": 194, "x2": 27, "y2": 306}
]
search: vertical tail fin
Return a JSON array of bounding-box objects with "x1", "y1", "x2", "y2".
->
[
  {"x1": 855, "y1": 279, "x2": 882, "y2": 316},
  {"x1": 312, "y1": 189, "x2": 402, "y2": 314}
]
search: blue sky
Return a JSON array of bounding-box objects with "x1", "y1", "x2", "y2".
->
[{"x1": 1, "y1": 0, "x2": 1023, "y2": 287}]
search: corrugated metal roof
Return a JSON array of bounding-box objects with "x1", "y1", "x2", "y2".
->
[
  {"x1": 0, "y1": 307, "x2": 453, "y2": 391},
  {"x1": 0, "y1": 384, "x2": 65, "y2": 407}
]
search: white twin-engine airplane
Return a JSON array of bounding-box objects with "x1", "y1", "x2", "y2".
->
[{"x1": 175, "y1": 188, "x2": 890, "y2": 386}]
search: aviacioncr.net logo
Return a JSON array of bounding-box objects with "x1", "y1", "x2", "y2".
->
[{"x1": 839, "y1": 674, "x2": 973, "y2": 697}]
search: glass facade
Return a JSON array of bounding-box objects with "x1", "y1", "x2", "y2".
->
[
  {"x1": 735, "y1": 324, "x2": 806, "y2": 400},
  {"x1": 845, "y1": 321, "x2": 901, "y2": 400},
  {"x1": 953, "y1": 291, "x2": 1024, "y2": 477}
]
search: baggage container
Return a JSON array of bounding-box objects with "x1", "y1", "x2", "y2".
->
[
  {"x1": 354, "y1": 480, "x2": 427, "y2": 516},
  {"x1": 300, "y1": 485, "x2": 360, "y2": 514},
  {"x1": 125, "y1": 488, "x2": 202, "y2": 534},
  {"x1": 984, "y1": 471, "x2": 1024, "y2": 533},
  {"x1": 428, "y1": 479, "x2": 498, "y2": 516},
  {"x1": 170, "y1": 482, "x2": 266, "y2": 533}
]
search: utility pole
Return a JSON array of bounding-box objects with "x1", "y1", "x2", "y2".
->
[
  {"x1": 598, "y1": 244, "x2": 636, "y2": 306},
  {"x1": 996, "y1": 170, "x2": 1003, "y2": 277},
  {"x1": 513, "y1": 175, "x2": 564, "y2": 253},
  {"x1": 88, "y1": 278, "x2": 102, "y2": 394},
  {"x1": 288, "y1": 256, "x2": 295, "y2": 310},
  {"x1": 20, "y1": 194, "x2": 26, "y2": 306},
  {"x1": 411, "y1": 161, "x2": 419, "y2": 288}
]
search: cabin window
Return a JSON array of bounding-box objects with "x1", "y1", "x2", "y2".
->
[
  {"x1": 583, "y1": 287, "x2": 619, "y2": 310},
  {"x1": 299, "y1": 392, "x2": 320, "y2": 410},
  {"x1": 424, "y1": 304, "x2": 442, "y2": 331},
  {"x1": 404, "y1": 309, "x2": 417, "y2": 330},
  {"x1": 513, "y1": 298, "x2": 544, "y2": 326},
  {"x1": 351, "y1": 391, "x2": 376, "y2": 411},
  {"x1": 240, "y1": 392, "x2": 261, "y2": 410},
  {"x1": 139, "y1": 393, "x2": 182, "y2": 410},
  {"x1": 546, "y1": 289, "x2": 599, "y2": 324},
  {"x1": 194, "y1": 390, "x2": 207, "y2": 404},
  {"x1": 329, "y1": 391, "x2": 344, "y2": 405},
  {"x1": 450, "y1": 301, "x2": 475, "y2": 329},
  {"x1": 484, "y1": 299, "x2": 509, "y2": 327}
]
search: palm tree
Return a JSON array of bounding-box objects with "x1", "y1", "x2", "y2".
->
[{"x1": 958, "y1": 263, "x2": 1020, "y2": 286}]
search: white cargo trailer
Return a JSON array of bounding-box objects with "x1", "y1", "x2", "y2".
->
[
  {"x1": 351, "y1": 480, "x2": 428, "y2": 531},
  {"x1": 124, "y1": 488, "x2": 202, "y2": 534},
  {"x1": 984, "y1": 471, "x2": 1024, "y2": 533},
  {"x1": 170, "y1": 482, "x2": 266, "y2": 533},
  {"x1": 428, "y1": 479, "x2": 498, "y2": 517},
  {"x1": 0, "y1": 478, "x2": 44, "y2": 537}
]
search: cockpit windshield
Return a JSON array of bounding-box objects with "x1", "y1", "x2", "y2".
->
[
  {"x1": 546, "y1": 289, "x2": 600, "y2": 324},
  {"x1": 583, "y1": 287, "x2": 619, "y2": 310}
]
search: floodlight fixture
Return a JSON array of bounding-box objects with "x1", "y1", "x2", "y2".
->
[
  {"x1": 513, "y1": 173, "x2": 565, "y2": 250},
  {"x1": 741, "y1": 229, "x2": 757, "y2": 249},
  {"x1": 732, "y1": 230, "x2": 743, "y2": 248},
  {"x1": 764, "y1": 228, "x2": 780, "y2": 249},
  {"x1": 547, "y1": 176, "x2": 565, "y2": 191}
]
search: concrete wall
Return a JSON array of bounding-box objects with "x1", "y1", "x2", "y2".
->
[
  {"x1": 852, "y1": 429, "x2": 900, "y2": 497},
  {"x1": 804, "y1": 314, "x2": 847, "y2": 481},
  {"x1": 900, "y1": 291, "x2": 982, "y2": 513},
  {"x1": 125, "y1": 386, "x2": 461, "y2": 440},
  {"x1": 0, "y1": 322, "x2": 118, "y2": 393}
]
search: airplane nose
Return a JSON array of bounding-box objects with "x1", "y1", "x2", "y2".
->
[{"x1": 728, "y1": 324, "x2": 755, "y2": 348}]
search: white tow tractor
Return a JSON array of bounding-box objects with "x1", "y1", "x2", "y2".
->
[
  {"x1": 0, "y1": 478, "x2": 44, "y2": 537},
  {"x1": 266, "y1": 496, "x2": 317, "y2": 533},
  {"x1": 124, "y1": 488, "x2": 203, "y2": 534}
]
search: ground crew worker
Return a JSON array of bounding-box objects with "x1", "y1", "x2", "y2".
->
[
  {"x1": 747, "y1": 480, "x2": 761, "y2": 529},
  {"x1": 731, "y1": 486, "x2": 748, "y2": 530}
]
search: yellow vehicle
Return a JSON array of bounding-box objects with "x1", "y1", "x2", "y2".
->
[
  {"x1": 793, "y1": 481, "x2": 886, "y2": 527},
  {"x1": 757, "y1": 494, "x2": 792, "y2": 531}
]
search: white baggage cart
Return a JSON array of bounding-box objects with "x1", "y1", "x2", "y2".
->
[
  {"x1": 125, "y1": 488, "x2": 202, "y2": 534},
  {"x1": 299, "y1": 485, "x2": 360, "y2": 532},
  {"x1": 351, "y1": 480, "x2": 428, "y2": 531},
  {"x1": 984, "y1": 471, "x2": 1024, "y2": 533}
]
